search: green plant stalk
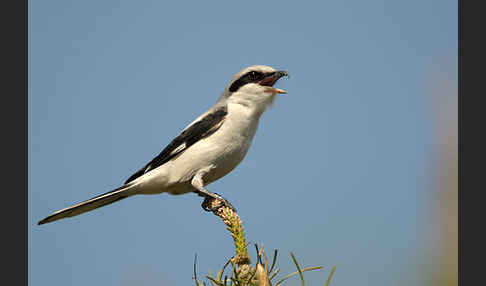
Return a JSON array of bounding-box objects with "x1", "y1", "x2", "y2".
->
[
  {"x1": 214, "y1": 205, "x2": 250, "y2": 265},
  {"x1": 202, "y1": 199, "x2": 337, "y2": 286}
]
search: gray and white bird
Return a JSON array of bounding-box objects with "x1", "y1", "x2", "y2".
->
[{"x1": 38, "y1": 65, "x2": 289, "y2": 225}]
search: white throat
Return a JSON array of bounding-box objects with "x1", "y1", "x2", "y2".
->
[{"x1": 227, "y1": 90, "x2": 276, "y2": 116}]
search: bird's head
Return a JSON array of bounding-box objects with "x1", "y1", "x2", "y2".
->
[{"x1": 219, "y1": 65, "x2": 289, "y2": 114}]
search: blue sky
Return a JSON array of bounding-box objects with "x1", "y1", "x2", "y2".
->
[{"x1": 29, "y1": 1, "x2": 457, "y2": 285}]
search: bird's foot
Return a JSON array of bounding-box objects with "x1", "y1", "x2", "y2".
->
[{"x1": 199, "y1": 192, "x2": 237, "y2": 214}]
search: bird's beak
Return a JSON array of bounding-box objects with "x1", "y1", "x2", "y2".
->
[{"x1": 260, "y1": 71, "x2": 289, "y2": 94}]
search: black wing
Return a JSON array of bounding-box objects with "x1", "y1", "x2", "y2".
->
[{"x1": 124, "y1": 106, "x2": 228, "y2": 184}]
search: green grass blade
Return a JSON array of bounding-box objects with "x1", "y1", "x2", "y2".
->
[
  {"x1": 290, "y1": 252, "x2": 305, "y2": 286},
  {"x1": 324, "y1": 265, "x2": 337, "y2": 286},
  {"x1": 207, "y1": 270, "x2": 216, "y2": 286},
  {"x1": 217, "y1": 270, "x2": 222, "y2": 281},
  {"x1": 269, "y1": 268, "x2": 280, "y2": 281},
  {"x1": 194, "y1": 254, "x2": 200, "y2": 286},
  {"x1": 274, "y1": 266, "x2": 323, "y2": 286},
  {"x1": 206, "y1": 276, "x2": 225, "y2": 286},
  {"x1": 269, "y1": 249, "x2": 278, "y2": 273},
  {"x1": 231, "y1": 260, "x2": 239, "y2": 280},
  {"x1": 220, "y1": 257, "x2": 233, "y2": 280}
]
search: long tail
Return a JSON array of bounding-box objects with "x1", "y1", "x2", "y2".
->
[{"x1": 38, "y1": 183, "x2": 137, "y2": 225}]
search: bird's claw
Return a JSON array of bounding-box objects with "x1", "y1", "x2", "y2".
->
[{"x1": 201, "y1": 193, "x2": 237, "y2": 214}]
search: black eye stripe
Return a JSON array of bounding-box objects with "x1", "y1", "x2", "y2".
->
[
  {"x1": 229, "y1": 71, "x2": 265, "y2": 92},
  {"x1": 247, "y1": 71, "x2": 264, "y2": 81}
]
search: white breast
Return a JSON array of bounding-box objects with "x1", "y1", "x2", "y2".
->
[{"x1": 201, "y1": 102, "x2": 261, "y2": 183}]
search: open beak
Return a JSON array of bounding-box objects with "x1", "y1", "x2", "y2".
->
[{"x1": 259, "y1": 70, "x2": 289, "y2": 94}]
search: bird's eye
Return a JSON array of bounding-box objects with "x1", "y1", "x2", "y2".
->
[
  {"x1": 229, "y1": 71, "x2": 265, "y2": 92},
  {"x1": 248, "y1": 71, "x2": 262, "y2": 81}
]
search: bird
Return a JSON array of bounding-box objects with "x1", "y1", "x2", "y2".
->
[{"x1": 38, "y1": 65, "x2": 289, "y2": 225}]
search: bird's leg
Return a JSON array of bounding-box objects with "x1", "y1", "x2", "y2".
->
[{"x1": 191, "y1": 172, "x2": 236, "y2": 213}]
